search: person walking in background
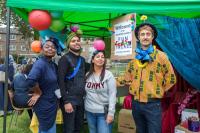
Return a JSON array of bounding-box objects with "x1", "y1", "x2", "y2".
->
[
  {"x1": 26, "y1": 37, "x2": 60, "y2": 133},
  {"x1": 85, "y1": 40, "x2": 117, "y2": 133},
  {"x1": 118, "y1": 21, "x2": 176, "y2": 133},
  {"x1": 58, "y1": 28, "x2": 86, "y2": 133}
]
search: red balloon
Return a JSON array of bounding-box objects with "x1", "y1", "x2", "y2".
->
[
  {"x1": 28, "y1": 10, "x2": 52, "y2": 30},
  {"x1": 31, "y1": 40, "x2": 42, "y2": 53}
]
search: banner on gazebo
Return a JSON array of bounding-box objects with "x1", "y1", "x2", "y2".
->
[{"x1": 111, "y1": 13, "x2": 136, "y2": 60}]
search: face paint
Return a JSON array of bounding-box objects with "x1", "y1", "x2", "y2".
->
[{"x1": 138, "y1": 29, "x2": 154, "y2": 48}]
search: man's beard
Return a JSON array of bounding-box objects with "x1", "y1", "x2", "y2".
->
[{"x1": 69, "y1": 47, "x2": 81, "y2": 53}]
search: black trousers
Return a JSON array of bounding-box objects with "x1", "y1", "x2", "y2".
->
[{"x1": 61, "y1": 103, "x2": 84, "y2": 133}]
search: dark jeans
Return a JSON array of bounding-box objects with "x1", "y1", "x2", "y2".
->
[
  {"x1": 132, "y1": 100, "x2": 162, "y2": 133},
  {"x1": 61, "y1": 104, "x2": 84, "y2": 133}
]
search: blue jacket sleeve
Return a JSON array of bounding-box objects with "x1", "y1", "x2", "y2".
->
[{"x1": 26, "y1": 61, "x2": 42, "y2": 88}]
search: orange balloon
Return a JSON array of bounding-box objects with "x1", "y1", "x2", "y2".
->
[{"x1": 31, "y1": 40, "x2": 42, "y2": 53}]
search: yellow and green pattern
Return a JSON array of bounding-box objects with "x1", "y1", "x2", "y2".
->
[{"x1": 119, "y1": 48, "x2": 176, "y2": 103}]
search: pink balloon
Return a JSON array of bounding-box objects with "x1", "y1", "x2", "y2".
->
[
  {"x1": 70, "y1": 25, "x2": 79, "y2": 32},
  {"x1": 93, "y1": 40, "x2": 105, "y2": 51}
]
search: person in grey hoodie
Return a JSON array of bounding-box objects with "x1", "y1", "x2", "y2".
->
[{"x1": 85, "y1": 44, "x2": 117, "y2": 133}]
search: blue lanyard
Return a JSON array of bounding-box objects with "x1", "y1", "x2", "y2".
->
[{"x1": 65, "y1": 57, "x2": 82, "y2": 80}]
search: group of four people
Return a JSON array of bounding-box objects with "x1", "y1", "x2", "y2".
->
[{"x1": 9, "y1": 22, "x2": 176, "y2": 133}]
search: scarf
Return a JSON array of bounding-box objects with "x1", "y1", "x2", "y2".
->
[{"x1": 135, "y1": 44, "x2": 154, "y2": 61}]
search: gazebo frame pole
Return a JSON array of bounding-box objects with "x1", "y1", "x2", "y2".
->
[{"x1": 3, "y1": 7, "x2": 11, "y2": 133}]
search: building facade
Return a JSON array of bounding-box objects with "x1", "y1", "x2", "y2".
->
[{"x1": 0, "y1": 25, "x2": 34, "y2": 59}]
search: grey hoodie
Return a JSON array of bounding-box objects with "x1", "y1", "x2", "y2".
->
[{"x1": 85, "y1": 70, "x2": 117, "y2": 117}]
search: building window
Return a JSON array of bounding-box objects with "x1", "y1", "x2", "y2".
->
[
  {"x1": 20, "y1": 45, "x2": 26, "y2": 51},
  {"x1": 10, "y1": 45, "x2": 16, "y2": 51},
  {"x1": 10, "y1": 35, "x2": 16, "y2": 40}
]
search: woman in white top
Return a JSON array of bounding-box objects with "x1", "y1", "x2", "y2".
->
[{"x1": 85, "y1": 41, "x2": 117, "y2": 133}]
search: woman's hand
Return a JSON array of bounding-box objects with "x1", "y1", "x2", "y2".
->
[
  {"x1": 106, "y1": 115, "x2": 114, "y2": 124},
  {"x1": 27, "y1": 93, "x2": 41, "y2": 106},
  {"x1": 28, "y1": 83, "x2": 42, "y2": 106},
  {"x1": 64, "y1": 103, "x2": 74, "y2": 113}
]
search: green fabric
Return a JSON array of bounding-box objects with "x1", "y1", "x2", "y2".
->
[
  {"x1": 6, "y1": 0, "x2": 200, "y2": 37},
  {"x1": 6, "y1": 0, "x2": 200, "y2": 15},
  {"x1": 11, "y1": 8, "x2": 28, "y2": 22}
]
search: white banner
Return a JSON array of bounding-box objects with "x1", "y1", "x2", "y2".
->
[{"x1": 114, "y1": 20, "x2": 133, "y2": 56}]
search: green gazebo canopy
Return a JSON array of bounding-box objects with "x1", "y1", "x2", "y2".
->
[{"x1": 6, "y1": 0, "x2": 200, "y2": 37}]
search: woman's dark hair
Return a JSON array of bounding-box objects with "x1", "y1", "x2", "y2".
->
[
  {"x1": 22, "y1": 64, "x2": 33, "y2": 75},
  {"x1": 86, "y1": 50, "x2": 106, "y2": 82}
]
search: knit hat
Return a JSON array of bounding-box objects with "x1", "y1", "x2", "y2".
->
[{"x1": 66, "y1": 26, "x2": 83, "y2": 48}]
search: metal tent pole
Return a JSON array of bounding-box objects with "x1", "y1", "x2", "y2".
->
[{"x1": 3, "y1": 7, "x2": 11, "y2": 133}]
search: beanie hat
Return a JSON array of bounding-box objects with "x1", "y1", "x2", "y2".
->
[{"x1": 66, "y1": 26, "x2": 83, "y2": 48}]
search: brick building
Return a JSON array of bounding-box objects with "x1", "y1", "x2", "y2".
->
[{"x1": 0, "y1": 25, "x2": 34, "y2": 58}]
